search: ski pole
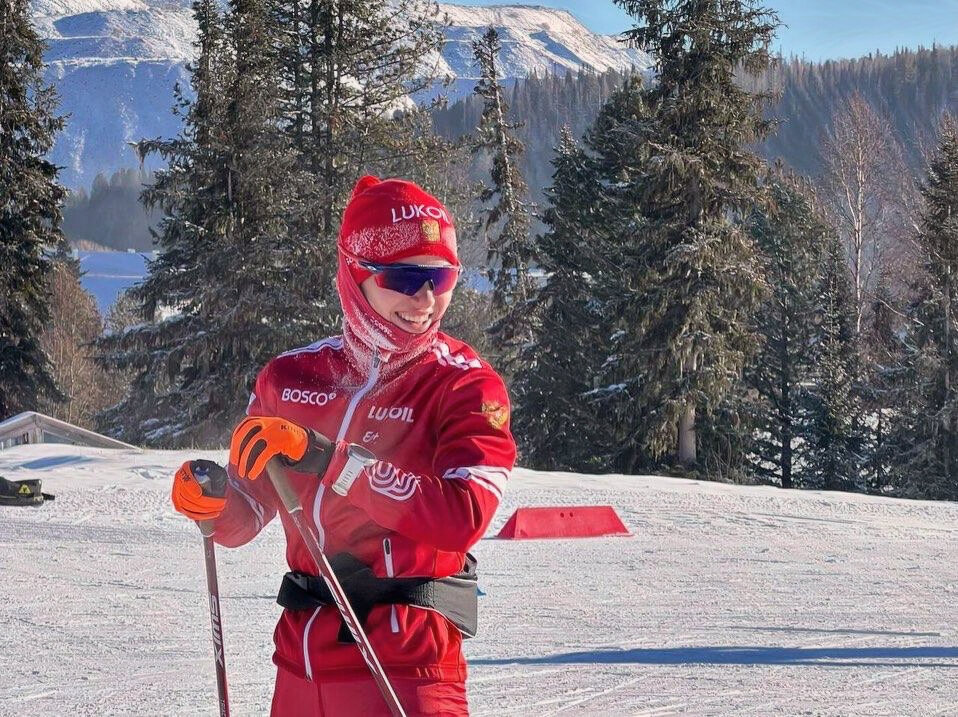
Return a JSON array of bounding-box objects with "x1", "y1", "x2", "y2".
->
[
  {"x1": 193, "y1": 462, "x2": 231, "y2": 717},
  {"x1": 265, "y1": 458, "x2": 406, "y2": 717}
]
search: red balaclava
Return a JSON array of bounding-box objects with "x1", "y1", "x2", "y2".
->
[{"x1": 337, "y1": 175, "x2": 459, "y2": 373}]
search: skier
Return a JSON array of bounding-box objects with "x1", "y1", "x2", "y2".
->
[{"x1": 171, "y1": 176, "x2": 516, "y2": 716}]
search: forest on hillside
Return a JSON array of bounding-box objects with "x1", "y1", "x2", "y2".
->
[
  {"x1": 756, "y1": 46, "x2": 958, "y2": 176},
  {"x1": 66, "y1": 44, "x2": 958, "y2": 251},
  {"x1": 435, "y1": 44, "x2": 958, "y2": 203}
]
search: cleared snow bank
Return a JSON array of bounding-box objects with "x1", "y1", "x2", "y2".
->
[{"x1": 1, "y1": 444, "x2": 957, "y2": 715}]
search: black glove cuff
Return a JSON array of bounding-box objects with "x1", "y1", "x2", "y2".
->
[
  {"x1": 284, "y1": 429, "x2": 334, "y2": 477},
  {"x1": 190, "y1": 460, "x2": 229, "y2": 498}
]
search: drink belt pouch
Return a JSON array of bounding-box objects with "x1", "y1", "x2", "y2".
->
[{"x1": 278, "y1": 552, "x2": 479, "y2": 643}]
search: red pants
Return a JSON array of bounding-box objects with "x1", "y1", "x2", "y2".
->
[{"x1": 270, "y1": 668, "x2": 469, "y2": 716}]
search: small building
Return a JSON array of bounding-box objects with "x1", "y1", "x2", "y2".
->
[{"x1": 0, "y1": 412, "x2": 138, "y2": 451}]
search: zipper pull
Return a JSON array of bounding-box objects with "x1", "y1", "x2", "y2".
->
[
  {"x1": 383, "y1": 537, "x2": 394, "y2": 576},
  {"x1": 382, "y1": 537, "x2": 399, "y2": 633}
]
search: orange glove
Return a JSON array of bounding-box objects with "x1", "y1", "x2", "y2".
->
[
  {"x1": 229, "y1": 416, "x2": 333, "y2": 480},
  {"x1": 171, "y1": 460, "x2": 228, "y2": 521}
]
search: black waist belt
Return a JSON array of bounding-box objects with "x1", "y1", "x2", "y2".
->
[{"x1": 277, "y1": 552, "x2": 478, "y2": 644}]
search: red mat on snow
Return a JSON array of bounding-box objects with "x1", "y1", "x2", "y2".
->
[{"x1": 496, "y1": 506, "x2": 631, "y2": 539}]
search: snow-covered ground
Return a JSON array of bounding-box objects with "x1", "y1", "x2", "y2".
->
[{"x1": 2, "y1": 443, "x2": 958, "y2": 715}]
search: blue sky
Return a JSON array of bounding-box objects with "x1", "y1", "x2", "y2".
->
[{"x1": 451, "y1": 0, "x2": 958, "y2": 61}]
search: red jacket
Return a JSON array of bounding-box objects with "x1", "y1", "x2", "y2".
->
[{"x1": 212, "y1": 332, "x2": 516, "y2": 682}]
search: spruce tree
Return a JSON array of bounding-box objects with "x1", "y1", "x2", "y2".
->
[
  {"x1": 97, "y1": 0, "x2": 302, "y2": 446},
  {"x1": 431, "y1": 66, "x2": 630, "y2": 206},
  {"x1": 471, "y1": 28, "x2": 533, "y2": 306},
  {"x1": 861, "y1": 278, "x2": 901, "y2": 494},
  {"x1": 888, "y1": 115, "x2": 958, "y2": 498},
  {"x1": 0, "y1": 0, "x2": 66, "y2": 418},
  {"x1": 805, "y1": 234, "x2": 862, "y2": 491},
  {"x1": 744, "y1": 170, "x2": 830, "y2": 488},
  {"x1": 603, "y1": 0, "x2": 778, "y2": 472},
  {"x1": 576, "y1": 76, "x2": 661, "y2": 473},
  {"x1": 517, "y1": 76, "x2": 669, "y2": 474},
  {"x1": 97, "y1": 0, "x2": 231, "y2": 444},
  {"x1": 470, "y1": 27, "x2": 534, "y2": 369},
  {"x1": 512, "y1": 127, "x2": 608, "y2": 471}
]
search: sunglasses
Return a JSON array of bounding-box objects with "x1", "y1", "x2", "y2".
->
[{"x1": 358, "y1": 259, "x2": 462, "y2": 296}]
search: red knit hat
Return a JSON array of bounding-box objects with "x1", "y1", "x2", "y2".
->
[{"x1": 338, "y1": 176, "x2": 459, "y2": 284}]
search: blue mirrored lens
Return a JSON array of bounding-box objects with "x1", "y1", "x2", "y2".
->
[{"x1": 362, "y1": 262, "x2": 460, "y2": 296}]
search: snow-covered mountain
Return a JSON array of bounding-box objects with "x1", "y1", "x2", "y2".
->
[
  {"x1": 30, "y1": 0, "x2": 651, "y2": 188},
  {"x1": 426, "y1": 5, "x2": 649, "y2": 98},
  {"x1": 32, "y1": 0, "x2": 194, "y2": 188}
]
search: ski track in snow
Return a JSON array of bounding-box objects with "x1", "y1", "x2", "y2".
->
[{"x1": 2, "y1": 444, "x2": 958, "y2": 715}]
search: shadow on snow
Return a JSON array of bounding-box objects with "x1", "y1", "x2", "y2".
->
[{"x1": 471, "y1": 645, "x2": 958, "y2": 668}]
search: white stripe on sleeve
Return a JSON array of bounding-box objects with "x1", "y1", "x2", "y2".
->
[{"x1": 442, "y1": 465, "x2": 510, "y2": 501}]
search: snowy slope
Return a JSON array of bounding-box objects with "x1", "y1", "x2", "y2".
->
[
  {"x1": 77, "y1": 250, "x2": 153, "y2": 314},
  {"x1": 2, "y1": 443, "x2": 958, "y2": 715},
  {"x1": 425, "y1": 4, "x2": 649, "y2": 100},
  {"x1": 32, "y1": 0, "x2": 194, "y2": 186},
  {"x1": 30, "y1": 0, "x2": 650, "y2": 188}
]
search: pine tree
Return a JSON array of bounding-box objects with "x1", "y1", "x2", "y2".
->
[
  {"x1": 806, "y1": 234, "x2": 862, "y2": 491},
  {"x1": 744, "y1": 170, "x2": 830, "y2": 488},
  {"x1": 888, "y1": 115, "x2": 958, "y2": 498},
  {"x1": 97, "y1": 0, "x2": 232, "y2": 444},
  {"x1": 0, "y1": 0, "x2": 66, "y2": 418},
  {"x1": 512, "y1": 127, "x2": 608, "y2": 471},
  {"x1": 602, "y1": 0, "x2": 778, "y2": 472},
  {"x1": 97, "y1": 0, "x2": 303, "y2": 445},
  {"x1": 470, "y1": 27, "x2": 534, "y2": 366}
]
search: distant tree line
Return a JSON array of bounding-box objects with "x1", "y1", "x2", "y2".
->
[
  {"x1": 62, "y1": 67, "x2": 631, "y2": 254},
  {"x1": 437, "y1": 43, "x2": 958, "y2": 211},
  {"x1": 61, "y1": 45, "x2": 958, "y2": 255},
  {"x1": 754, "y1": 46, "x2": 958, "y2": 177},
  {"x1": 62, "y1": 168, "x2": 159, "y2": 252}
]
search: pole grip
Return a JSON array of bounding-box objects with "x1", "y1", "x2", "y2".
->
[{"x1": 267, "y1": 458, "x2": 304, "y2": 513}]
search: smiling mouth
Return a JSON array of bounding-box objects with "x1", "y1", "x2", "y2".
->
[{"x1": 395, "y1": 312, "x2": 432, "y2": 330}]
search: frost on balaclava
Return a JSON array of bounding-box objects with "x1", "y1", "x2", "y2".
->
[{"x1": 336, "y1": 175, "x2": 459, "y2": 378}]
